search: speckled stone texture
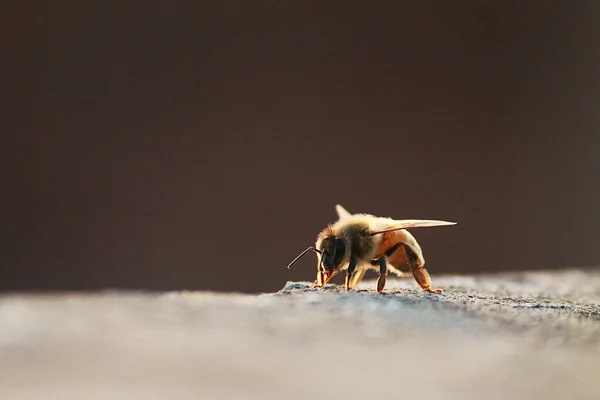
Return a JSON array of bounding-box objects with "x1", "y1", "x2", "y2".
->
[{"x1": 1, "y1": 269, "x2": 599, "y2": 399}]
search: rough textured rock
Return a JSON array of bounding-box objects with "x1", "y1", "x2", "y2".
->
[{"x1": 1, "y1": 269, "x2": 599, "y2": 399}]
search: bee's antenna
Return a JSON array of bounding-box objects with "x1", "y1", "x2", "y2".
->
[{"x1": 287, "y1": 246, "x2": 321, "y2": 269}]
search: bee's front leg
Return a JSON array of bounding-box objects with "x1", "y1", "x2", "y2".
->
[
  {"x1": 314, "y1": 270, "x2": 326, "y2": 288},
  {"x1": 315, "y1": 270, "x2": 336, "y2": 288}
]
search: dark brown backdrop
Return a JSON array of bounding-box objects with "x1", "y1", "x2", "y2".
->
[{"x1": 4, "y1": 1, "x2": 600, "y2": 293}]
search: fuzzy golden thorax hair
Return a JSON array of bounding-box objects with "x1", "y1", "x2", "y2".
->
[{"x1": 315, "y1": 215, "x2": 384, "y2": 272}]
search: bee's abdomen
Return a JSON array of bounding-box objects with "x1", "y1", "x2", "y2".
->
[{"x1": 376, "y1": 230, "x2": 425, "y2": 270}]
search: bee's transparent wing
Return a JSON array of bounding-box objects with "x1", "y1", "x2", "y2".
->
[
  {"x1": 369, "y1": 219, "x2": 457, "y2": 235},
  {"x1": 335, "y1": 204, "x2": 352, "y2": 219}
]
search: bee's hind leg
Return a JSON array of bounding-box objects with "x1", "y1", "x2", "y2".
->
[
  {"x1": 376, "y1": 257, "x2": 387, "y2": 293},
  {"x1": 403, "y1": 243, "x2": 443, "y2": 294}
]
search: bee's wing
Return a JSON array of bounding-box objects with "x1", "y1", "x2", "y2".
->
[
  {"x1": 335, "y1": 204, "x2": 352, "y2": 219},
  {"x1": 370, "y1": 219, "x2": 457, "y2": 235}
]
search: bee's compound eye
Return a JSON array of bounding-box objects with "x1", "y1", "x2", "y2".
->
[{"x1": 318, "y1": 251, "x2": 327, "y2": 271}]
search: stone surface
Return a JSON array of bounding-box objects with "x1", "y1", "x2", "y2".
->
[{"x1": 1, "y1": 269, "x2": 599, "y2": 399}]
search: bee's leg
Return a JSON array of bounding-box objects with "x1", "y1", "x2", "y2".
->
[
  {"x1": 314, "y1": 271, "x2": 325, "y2": 288},
  {"x1": 375, "y1": 242, "x2": 404, "y2": 293},
  {"x1": 403, "y1": 243, "x2": 443, "y2": 294},
  {"x1": 315, "y1": 270, "x2": 334, "y2": 288},
  {"x1": 377, "y1": 257, "x2": 387, "y2": 293},
  {"x1": 350, "y1": 268, "x2": 367, "y2": 287},
  {"x1": 344, "y1": 255, "x2": 357, "y2": 290}
]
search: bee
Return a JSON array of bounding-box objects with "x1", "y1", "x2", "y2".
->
[{"x1": 287, "y1": 205, "x2": 456, "y2": 293}]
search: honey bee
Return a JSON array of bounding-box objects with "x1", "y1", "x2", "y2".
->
[{"x1": 287, "y1": 205, "x2": 456, "y2": 293}]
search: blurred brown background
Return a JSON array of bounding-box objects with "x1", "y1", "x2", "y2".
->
[{"x1": 3, "y1": 1, "x2": 600, "y2": 293}]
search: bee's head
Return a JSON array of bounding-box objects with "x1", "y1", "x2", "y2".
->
[
  {"x1": 318, "y1": 236, "x2": 347, "y2": 272},
  {"x1": 285, "y1": 233, "x2": 348, "y2": 288}
]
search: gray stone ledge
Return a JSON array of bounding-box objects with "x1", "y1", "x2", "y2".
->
[{"x1": 1, "y1": 269, "x2": 599, "y2": 399}]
